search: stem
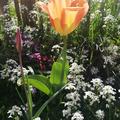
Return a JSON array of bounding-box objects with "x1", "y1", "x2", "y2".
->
[
  {"x1": 109, "y1": 104, "x2": 111, "y2": 120},
  {"x1": 18, "y1": 51, "x2": 32, "y2": 120},
  {"x1": 60, "y1": 36, "x2": 67, "y2": 85}
]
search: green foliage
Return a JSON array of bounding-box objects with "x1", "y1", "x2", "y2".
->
[
  {"x1": 50, "y1": 61, "x2": 69, "y2": 86},
  {"x1": 24, "y1": 60, "x2": 69, "y2": 95},
  {"x1": 24, "y1": 75, "x2": 51, "y2": 95}
]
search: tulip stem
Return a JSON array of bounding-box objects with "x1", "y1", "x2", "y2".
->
[{"x1": 60, "y1": 36, "x2": 67, "y2": 85}]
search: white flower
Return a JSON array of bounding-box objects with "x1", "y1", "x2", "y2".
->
[
  {"x1": 65, "y1": 83, "x2": 76, "y2": 90},
  {"x1": 0, "y1": 59, "x2": 34, "y2": 84},
  {"x1": 106, "y1": 77, "x2": 115, "y2": 85},
  {"x1": 118, "y1": 89, "x2": 120, "y2": 93},
  {"x1": 69, "y1": 63, "x2": 85, "y2": 75},
  {"x1": 96, "y1": 110, "x2": 104, "y2": 120},
  {"x1": 66, "y1": 92, "x2": 80, "y2": 102},
  {"x1": 63, "y1": 107, "x2": 71, "y2": 117},
  {"x1": 7, "y1": 105, "x2": 22, "y2": 118},
  {"x1": 71, "y1": 111, "x2": 84, "y2": 120},
  {"x1": 84, "y1": 91, "x2": 99, "y2": 105},
  {"x1": 100, "y1": 85, "x2": 116, "y2": 104},
  {"x1": 91, "y1": 67, "x2": 99, "y2": 75},
  {"x1": 91, "y1": 78, "x2": 104, "y2": 90},
  {"x1": 33, "y1": 117, "x2": 41, "y2": 120},
  {"x1": 104, "y1": 14, "x2": 116, "y2": 23}
]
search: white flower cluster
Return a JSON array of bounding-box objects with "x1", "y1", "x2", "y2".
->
[
  {"x1": 7, "y1": 105, "x2": 22, "y2": 118},
  {"x1": 51, "y1": 44, "x2": 62, "y2": 54},
  {"x1": 103, "y1": 45, "x2": 119, "y2": 66},
  {"x1": 100, "y1": 85, "x2": 116, "y2": 106},
  {"x1": 91, "y1": 78, "x2": 104, "y2": 90},
  {"x1": 4, "y1": 16, "x2": 17, "y2": 38},
  {"x1": 63, "y1": 63, "x2": 85, "y2": 119},
  {"x1": 96, "y1": 110, "x2": 104, "y2": 120},
  {"x1": 106, "y1": 77, "x2": 115, "y2": 85},
  {"x1": 84, "y1": 78, "x2": 116, "y2": 108},
  {"x1": 84, "y1": 91, "x2": 99, "y2": 105},
  {"x1": 2, "y1": 5, "x2": 17, "y2": 38},
  {"x1": 71, "y1": 111, "x2": 84, "y2": 120},
  {"x1": 90, "y1": 10, "x2": 101, "y2": 20},
  {"x1": 28, "y1": 10, "x2": 38, "y2": 23},
  {"x1": 63, "y1": 90, "x2": 81, "y2": 118},
  {"x1": 69, "y1": 63, "x2": 85, "y2": 75},
  {"x1": 104, "y1": 14, "x2": 116, "y2": 24},
  {"x1": 90, "y1": 66, "x2": 99, "y2": 75},
  {"x1": 0, "y1": 59, "x2": 34, "y2": 84}
]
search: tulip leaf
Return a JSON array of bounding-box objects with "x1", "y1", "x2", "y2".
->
[
  {"x1": 50, "y1": 61, "x2": 69, "y2": 87},
  {"x1": 24, "y1": 75, "x2": 51, "y2": 95}
]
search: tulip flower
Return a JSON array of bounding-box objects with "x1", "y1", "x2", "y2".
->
[{"x1": 36, "y1": 0, "x2": 89, "y2": 36}]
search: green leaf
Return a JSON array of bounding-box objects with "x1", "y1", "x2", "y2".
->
[
  {"x1": 57, "y1": 59, "x2": 69, "y2": 74},
  {"x1": 24, "y1": 75, "x2": 51, "y2": 95},
  {"x1": 50, "y1": 62, "x2": 62, "y2": 85},
  {"x1": 33, "y1": 83, "x2": 68, "y2": 119},
  {"x1": 50, "y1": 61, "x2": 69, "y2": 86}
]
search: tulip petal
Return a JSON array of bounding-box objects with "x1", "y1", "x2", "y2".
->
[
  {"x1": 36, "y1": 0, "x2": 89, "y2": 36},
  {"x1": 51, "y1": 18, "x2": 64, "y2": 35}
]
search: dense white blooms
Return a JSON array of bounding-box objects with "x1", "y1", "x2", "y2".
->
[
  {"x1": 63, "y1": 63, "x2": 85, "y2": 119},
  {"x1": 103, "y1": 56, "x2": 115, "y2": 65},
  {"x1": 100, "y1": 85, "x2": 116, "y2": 105},
  {"x1": 0, "y1": 59, "x2": 34, "y2": 84},
  {"x1": 7, "y1": 105, "x2": 22, "y2": 118},
  {"x1": 66, "y1": 92, "x2": 80, "y2": 101},
  {"x1": 96, "y1": 110, "x2": 104, "y2": 120},
  {"x1": 63, "y1": 107, "x2": 72, "y2": 118},
  {"x1": 69, "y1": 63, "x2": 85, "y2": 75},
  {"x1": 104, "y1": 14, "x2": 116, "y2": 23},
  {"x1": 91, "y1": 78, "x2": 104, "y2": 90},
  {"x1": 84, "y1": 91, "x2": 99, "y2": 105},
  {"x1": 71, "y1": 111, "x2": 84, "y2": 120}
]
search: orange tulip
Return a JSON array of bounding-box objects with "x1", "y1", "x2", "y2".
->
[{"x1": 36, "y1": 0, "x2": 89, "y2": 36}]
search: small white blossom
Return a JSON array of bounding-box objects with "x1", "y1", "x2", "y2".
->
[
  {"x1": 91, "y1": 66, "x2": 99, "y2": 75},
  {"x1": 96, "y1": 110, "x2": 104, "y2": 120},
  {"x1": 106, "y1": 77, "x2": 115, "y2": 85},
  {"x1": 66, "y1": 91, "x2": 80, "y2": 102},
  {"x1": 65, "y1": 83, "x2": 76, "y2": 90},
  {"x1": 69, "y1": 63, "x2": 85, "y2": 75},
  {"x1": 63, "y1": 107, "x2": 71, "y2": 118},
  {"x1": 100, "y1": 85, "x2": 116, "y2": 105},
  {"x1": 91, "y1": 78, "x2": 104, "y2": 90},
  {"x1": 84, "y1": 91, "x2": 99, "y2": 105},
  {"x1": 71, "y1": 111, "x2": 84, "y2": 120},
  {"x1": 7, "y1": 105, "x2": 22, "y2": 118},
  {"x1": 33, "y1": 117, "x2": 41, "y2": 120}
]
